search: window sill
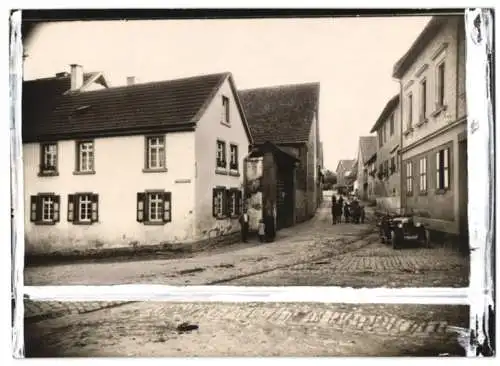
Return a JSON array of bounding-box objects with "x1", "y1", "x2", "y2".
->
[
  {"x1": 403, "y1": 128, "x2": 414, "y2": 137},
  {"x1": 431, "y1": 104, "x2": 448, "y2": 117},
  {"x1": 38, "y1": 171, "x2": 59, "y2": 177},
  {"x1": 415, "y1": 118, "x2": 428, "y2": 128},
  {"x1": 73, "y1": 171, "x2": 96, "y2": 175},
  {"x1": 34, "y1": 221, "x2": 57, "y2": 226},
  {"x1": 229, "y1": 170, "x2": 240, "y2": 177},
  {"x1": 406, "y1": 192, "x2": 414, "y2": 197},
  {"x1": 418, "y1": 191, "x2": 428, "y2": 196},
  {"x1": 215, "y1": 167, "x2": 228, "y2": 175},
  {"x1": 143, "y1": 221, "x2": 167, "y2": 226},
  {"x1": 215, "y1": 215, "x2": 228, "y2": 220},
  {"x1": 435, "y1": 188, "x2": 450, "y2": 195},
  {"x1": 71, "y1": 221, "x2": 96, "y2": 225},
  {"x1": 142, "y1": 168, "x2": 168, "y2": 173}
]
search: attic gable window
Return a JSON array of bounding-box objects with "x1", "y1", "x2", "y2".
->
[
  {"x1": 39, "y1": 142, "x2": 58, "y2": 176},
  {"x1": 144, "y1": 135, "x2": 166, "y2": 172},
  {"x1": 222, "y1": 96, "x2": 230, "y2": 125}
]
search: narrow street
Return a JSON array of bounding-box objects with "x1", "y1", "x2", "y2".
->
[
  {"x1": 25, "y1": 201, "x2": 469, "y2": 287},
  {"x1": 24, "y1": 301, "x2": 469, "y2": 357}
]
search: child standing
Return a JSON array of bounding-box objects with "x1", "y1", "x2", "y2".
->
[{"x1": 258, "y1": 218, "x2": 266, "y2": 243}]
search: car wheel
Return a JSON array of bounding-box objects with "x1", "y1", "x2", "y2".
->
[{"x1": 391, "y1": 230, "x2": 400, "y2": 250}]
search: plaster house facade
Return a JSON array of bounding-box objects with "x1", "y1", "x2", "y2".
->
[
  {"x1": 239, "y1": 82, "x2": 322, "y2": 225},
  {"x1": 369, "y1": 94, "x2": 402, "y2": 213},
  {"x1": 354, "y1": 136, "x2": 378, "y2": 201},
  {"x1": 393, "y1": 15, "x2": 467, "y2": 244},
  {"x1": 23, "y1": 67, "x2": 252, "y2": 256},
  {"x1": 335, "y1": 159, "x2": 356, "y2": 192}
]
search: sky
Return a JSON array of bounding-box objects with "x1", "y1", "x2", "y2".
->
[{"x1": 23, "y1": 16, "x2": 431, "y2": 170}]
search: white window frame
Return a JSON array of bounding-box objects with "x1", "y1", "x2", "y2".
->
[
  {"x1": 148, "y1": 192, "x2": 164, "y2": 222},
  {"x1": 436, "y1": 148, "x2": 450, "y2": 190},
  {"x1": 436, "y1": 61, "x2": 446, "y2": 108},
  {"x1": 214, "y1": 189, "x2": 225, "y2": 217},
  {"x1": 216, "y1": 140, "x2": 226, "y2": 168},
  {"x1": 78, "y1": 141, "x2": 94, "y2": 172},
  {"x1": 41, "y1": 195, "x2": 54, "y2": 222},
  {"x1": 43, "y1": 144, "x2": 57, "y2": 169},
  {"x1": 406, "y1": 161, "x2": 413, "y2": 194},
  {"x1": 222, "y1": 95, "x2": 230, "y2": 124},
  {"x1": 147, "y1": 136, "x2": 165, "y2": 170},
  {"x1": 407, "y1": 93, "x2": 413, "y2": 129},
  {"x1": 420, "y1": 78, "x2": 427, "y2": 121},
  {"x1": 419, "y1": 157, "x2": 427, "y2": 192},
  {"x1": 78, "y1": 194, "x2": 92, "y2": 222},
  {"x1": 229, "y1": 144, "x2": 238, "y2": 170}
]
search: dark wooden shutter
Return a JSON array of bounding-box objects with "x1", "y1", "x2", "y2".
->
[
  {"x1": 225, "y1": 189, "x2": 232, "y2": 217},
  {"x1": 91, "y1": 194, "x2": 99, "y2": 222},
  {"x1": 137, "y1": 192, "x2": 146, "y2": 222},
  {"x1": 67, "y1": 194, "x2": 75, "y2": 222},
  {"x1": 212, "y1": 188, "x2": 218, "y2": 217},
  {"x1": 163, "y1": 192, "x2": 172, "y2": 223},
  {"x1": 53, "y1": 195, "x2": 60, "y2": 222},
  {"x1": 30, "y1": 195, "x2": 38, "y2": 222}
]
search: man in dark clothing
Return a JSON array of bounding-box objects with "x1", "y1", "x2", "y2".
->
[
  {"x1": 331, "y1": 195, "x2": 337, "y2": 224},
  {"x1": 344, "y1": 201, "x2": 350, "y2": 223},
  {"x1": 337, "y1": 195, "x2": 344, "y2": 223},
  {"x1": 239, "y1": 209, "x2": 250, "y2": 243}
]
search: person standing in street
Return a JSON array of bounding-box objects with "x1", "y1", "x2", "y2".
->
[
  {"x1": 337, "y1": 195, "x2": 344, "y2": 223},
  {"x1": 331, "y1": 195, "x2": 338, "y2": 224},
  {"x1": 239, "y1": 209, "x2": 250, "y2": 243}
]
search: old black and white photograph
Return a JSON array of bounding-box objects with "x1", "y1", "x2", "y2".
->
[
  {"x1": 24, "y1": 299, "x2": 469, "y2": 357},
  {"x1": 21, "y1": 12, "x2": 470, "y2": 288}
]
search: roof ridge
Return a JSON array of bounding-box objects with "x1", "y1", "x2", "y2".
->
[{"x1": 239, "y1": 81, "x2": 320, "y2": 93}]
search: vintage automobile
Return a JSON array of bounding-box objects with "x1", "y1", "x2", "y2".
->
[{"x1": 377, "y1": 213, "x2": 430, "y2": 249}]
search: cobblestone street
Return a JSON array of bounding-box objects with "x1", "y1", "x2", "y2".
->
[
  {"x1": 24, "y1": 301, "x2": 469, "y2": 357},
  {"x1": 25, "y1": 202, "x2": 469, "y2": 288}
]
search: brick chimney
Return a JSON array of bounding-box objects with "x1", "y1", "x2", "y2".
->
[
  {"x1": 70, "y1": 64, "x2": 84, "y2": 91},
  {"x1": 126, "y1": 76, "x2": 136, "y2": 86}
]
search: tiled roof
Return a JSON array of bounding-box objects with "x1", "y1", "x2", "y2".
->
[
  {"x1": 22, "y1": 72, "x2": 236, "y2": 142},
  {"x1": 336, "y1": 159, "x2": 356, "y2": 173},
  {"x1": 238, "y1": 82, "x2": 320, "y2": 145},
  {"x1": 370, "y1": 94, "x2": 400, "y2": 133},
  {"x1": 358, "y1": 136, "x2": 378, "y2": 164}
]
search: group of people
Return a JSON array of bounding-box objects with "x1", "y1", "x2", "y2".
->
[{"x1": 330, "y1": 194, "x2": 365, "y2": 224}]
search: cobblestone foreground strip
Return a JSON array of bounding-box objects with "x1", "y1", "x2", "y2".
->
[{"x1": 24, "y1": 302, "x2": 469, "y2": 357}]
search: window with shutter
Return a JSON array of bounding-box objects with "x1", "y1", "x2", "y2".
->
[
  {"x1": 30, "y1": 196, "x2": 38, "y2": 222},
  {"x1": 212, "y1": 187, "x2": 225, "y2": 218},
  {"x1": 53, "y1": 195, "x2": 60, "y2": 222},
  {"x1": 31, "y1": 193, "x2": 60, "y2": 225},
  {"x1": 91, "y1": 194, "x2": 99, "y2": 222},
  {"x1": 163, "y1": 192, "x2": 172, "y2": 223},
  {"x1": 137, "y1": 192, "x2": 146, "y2": 222},
  {"x1": 68, "y1": 194, "x2": 75, "y2": 222}
]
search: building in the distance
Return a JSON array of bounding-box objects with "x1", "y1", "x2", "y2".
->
[{"x1": 369, "y1": 94, "x2": 402, "y2": 213}]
